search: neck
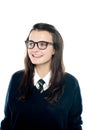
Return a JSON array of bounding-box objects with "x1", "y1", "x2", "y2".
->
[{"x1": 35, "y1": 64, "x2": 51, "y2": 78}]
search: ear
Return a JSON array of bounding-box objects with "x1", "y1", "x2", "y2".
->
[{"x1": 52, "y1": 48, "x2": 55, "y2": 55}]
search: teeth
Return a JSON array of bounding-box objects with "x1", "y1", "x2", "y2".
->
[
  {"x1": 32, "y1": 54, "x2": 39, "y2": 57},
  {"x1": 32, "y1": 54, "x2": 42, "y2": 58}
]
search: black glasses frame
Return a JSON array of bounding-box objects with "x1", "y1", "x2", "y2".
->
[{"x1": 25, "y1": 40, "x2": 53, "y2": 50}]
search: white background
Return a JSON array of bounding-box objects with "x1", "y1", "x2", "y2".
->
[{"x1": 0, "y1": 0, "x2": 87, "y2": 129}]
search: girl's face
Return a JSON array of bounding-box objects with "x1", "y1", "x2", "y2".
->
[{"x1": 28, "y1": 30, "x2": 55, "y2": 68}]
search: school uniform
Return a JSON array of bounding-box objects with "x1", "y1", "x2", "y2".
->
[{"x1": 1, "y1": 70, "x2": 83, "y2": 130}]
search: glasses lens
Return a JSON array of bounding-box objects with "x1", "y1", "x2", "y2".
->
[
  {"x1": 27, "y1": 41, "x2": 34, "y2": 49},
  {"x1": 38, "y1": 41, "x2": 47, "y2": 50}
]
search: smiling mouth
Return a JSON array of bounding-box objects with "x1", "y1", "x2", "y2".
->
[{"x1": 32, "y1": 54, "x2": 43, "y2": 58}]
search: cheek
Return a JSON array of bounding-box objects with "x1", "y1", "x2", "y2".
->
[
  {"x1": 27, "y1": 50, "x2": 31, "y2": 57},
  {"x1": 44, "y1": 49, "x2": 54, "y2": 59},
  {"x1": 46, "y1": 47, "x2": 55, "y2": 56}
]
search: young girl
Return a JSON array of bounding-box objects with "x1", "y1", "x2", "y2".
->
[{"x1": 1, "y1": 23, "x2": 83, "y2": 130}]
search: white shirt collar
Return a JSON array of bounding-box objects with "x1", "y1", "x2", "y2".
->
[{"x1": 34, "y1": 69, "x2": 51, "y2": 91}]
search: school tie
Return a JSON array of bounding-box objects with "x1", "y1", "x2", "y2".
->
[{"x1": 37, "y1": 79, "x2": 45, "y2": 93}]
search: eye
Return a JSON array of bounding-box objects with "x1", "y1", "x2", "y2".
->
[
  {"x1": 29, "y1": 41, "x2": 34, "y2": 45},
  {"x1": 39, "y1": 41, "x2": 47, "y2": 46},
  {"x1": 27, "y1": 41, "x2": 34, "y2": 48}
]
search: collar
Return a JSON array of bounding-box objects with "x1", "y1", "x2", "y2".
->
[{"x1": 34, "y1": 69, "x2": 51, "y2": 91}]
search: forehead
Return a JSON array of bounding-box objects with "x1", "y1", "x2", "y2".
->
[{"x1": 29, "y1": 30, "x2": 53, "y2": 42}]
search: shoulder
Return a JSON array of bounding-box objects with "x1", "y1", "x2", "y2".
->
[
  {"x1": 9, "y1": 70, "x2": 24, "y2": 89},
  {"x1": 64, "y1": 72, "x2": 77, "y2": 80},
  {"x1": 64, "y1": 72, "x2": 79, "y2": 85},
  {"x1": 64, "y1": 72, "x2": 80, "y2": 91},
  {"x1": 5, "y1": 70, "x2": 25, "y2": 101},
  {"x1": 12, "y1": 69, "x2": 24, "y2": 77},
  {"x1": 11, "y1": 69, "x2": 24, "y2": 79},
  {"x1": 62, "y1": 72, "x2": 82, "y2": 106}
]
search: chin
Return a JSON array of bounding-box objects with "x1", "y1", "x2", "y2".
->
[{"x1": 31, "y1": 61, "x2": 41, "y2": 65}]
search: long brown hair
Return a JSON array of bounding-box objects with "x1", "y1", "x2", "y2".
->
[{"x1": 19, "y1": 23, "x2": 65, "y2": 104}]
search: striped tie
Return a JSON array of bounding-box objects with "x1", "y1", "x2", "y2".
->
[{"x1": 38, "y1": 79, "x2": 45, "y2": 93}]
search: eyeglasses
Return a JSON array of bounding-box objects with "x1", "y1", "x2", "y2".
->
[{"x1": 25, "y1": 40, "x2": 53, "y2": 50}]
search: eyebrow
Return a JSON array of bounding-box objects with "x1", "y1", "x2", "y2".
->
[{"x1": 29, "y1": 40, "x2": 53, "y2": 44}]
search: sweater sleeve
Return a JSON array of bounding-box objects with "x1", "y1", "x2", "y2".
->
[
  {"x1": 1, "y1": 76, "x2": 13, "y2": 130},
  {"x1": 68, "y1": 79, "x2": 83, "y2": 130}
]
